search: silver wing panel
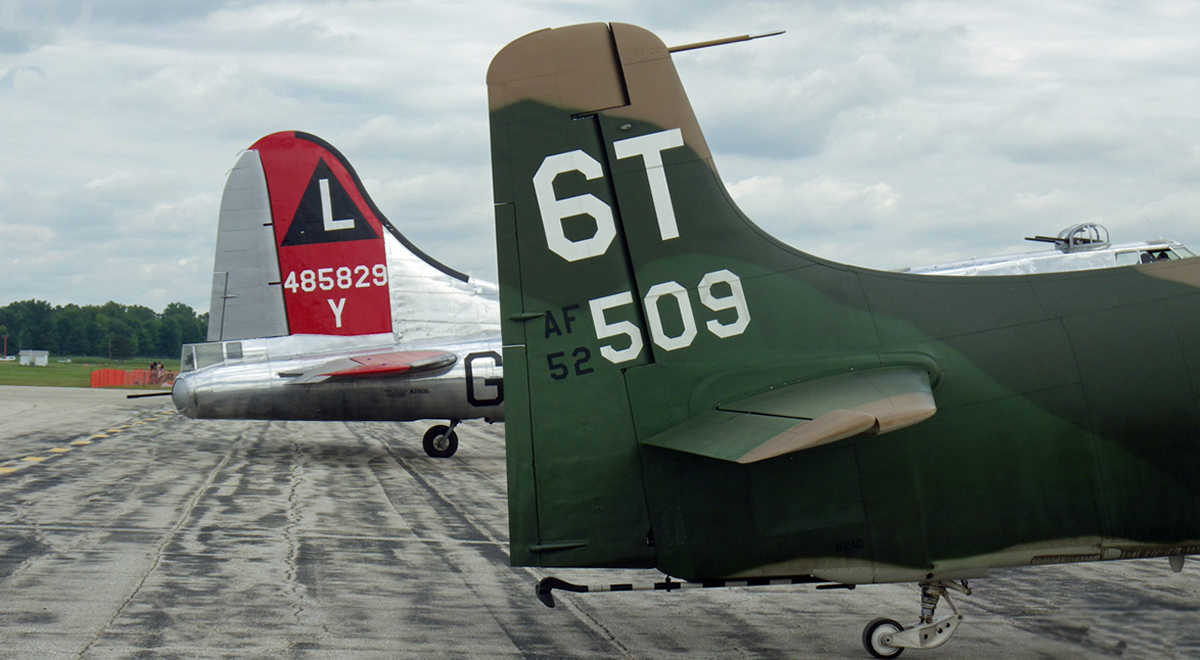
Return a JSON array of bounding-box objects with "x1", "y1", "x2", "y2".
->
[{"x1": 207, "y1": 150, "x2": 288, "y2": 341}]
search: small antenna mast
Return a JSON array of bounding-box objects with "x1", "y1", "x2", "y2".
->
[
  {"x1": 668, "y1": 30, "x2": 785, "y2": 54},
  {"x1": 1142, "y1": 214, "x2": 1163, "y2": 241}
]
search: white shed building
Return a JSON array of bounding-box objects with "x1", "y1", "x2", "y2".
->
[{"x1": 19, "y1": 350, "x2": 49, "y2": 367}]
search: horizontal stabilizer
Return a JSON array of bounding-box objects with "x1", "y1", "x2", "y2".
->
[
  {"x1": 642, "y1": 367, "x2": 936, "y2": 463},
  {"x1": 283, "y1": 350, "x2": 458, "y2": 384}
]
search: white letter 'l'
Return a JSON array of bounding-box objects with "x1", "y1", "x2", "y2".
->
[{"x1": 320, "y1": 179, "x2": 355, "y2": 231}]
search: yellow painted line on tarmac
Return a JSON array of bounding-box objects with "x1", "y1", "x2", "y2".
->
[{"x1": 0, "y1": 413, "x2": 174, "y2": 478}]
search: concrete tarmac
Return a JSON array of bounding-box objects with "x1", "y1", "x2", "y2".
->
[{"x1": 0, "y1": 385, "x2": 1196, "y2": 659}]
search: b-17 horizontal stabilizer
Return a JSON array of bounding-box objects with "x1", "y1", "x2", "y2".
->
[
  {"x1": 641, "y1": 367, "x2": 936, "y2": 463},
  {"x1": 282, "y1": 350, "x2": 458, "y2": 384}
]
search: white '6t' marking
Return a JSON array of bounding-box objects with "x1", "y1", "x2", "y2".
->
[
  {"x1": 534, "y1": 129, "x2": 685, "y2": 262},
  {"x1": 533, "y1": 151, "x2": 616, "y2": 262},
  {"x1": 532, "y1": 129, "x2": 751, "y2": 363}
]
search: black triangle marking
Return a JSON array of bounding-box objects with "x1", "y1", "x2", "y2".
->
[{"x1": 281, "y1": 158, "x2": 380, "y2": 246}]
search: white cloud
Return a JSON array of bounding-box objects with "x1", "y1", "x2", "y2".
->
[
  {"x1": 0, "y1": 221, "x2": 55, "y2": 248},
  {"x1": 1, "y1": 0, "x2": 1199, "y2": 312},
  {"x1": 988, "y1": 84, "x2": 1129, "y2": 164},
  {"x1": 729, "y1": 174, "x2": 898, "y2": 230},
  {"x1": 1012, "y1": 190, "x2": 1083, "y2": 212},
  {"x1": 85, "y1": 170, "x2": 136, "y2": 191}
]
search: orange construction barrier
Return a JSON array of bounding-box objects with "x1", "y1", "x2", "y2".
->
[
  {"x1": 90, "y1": 369, "x2": 126, "y2": 387},
  {"x1": 90, "y1": 369, "x2": 176, "y2": 388}
]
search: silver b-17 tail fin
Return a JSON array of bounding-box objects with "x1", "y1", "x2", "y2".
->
[{"x1": 208, "y1": 131, "x2": 497, "y2": 342}]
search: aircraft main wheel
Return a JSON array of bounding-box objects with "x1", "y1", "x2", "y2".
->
[
  {"x1": 862, "y1": 618, "x2": 904, "y2": 659},
  {"x1": 423, "y1": 425, "x2": 459, "y2": 458}
]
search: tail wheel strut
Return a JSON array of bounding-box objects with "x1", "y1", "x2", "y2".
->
[
  {"x1": 423, "y1": 420, "x2": 460, "y2": 458},
  {"x1": 862, "y1": 580, "x2": 970, "y2": 657}
]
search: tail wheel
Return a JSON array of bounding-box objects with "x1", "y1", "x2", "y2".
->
[
  {"x1": 423, "y1": 425, "x2": 459, "y2": 458},
  {"x1": 863, "y1": 618, "x2": 904, "y2": 659}
]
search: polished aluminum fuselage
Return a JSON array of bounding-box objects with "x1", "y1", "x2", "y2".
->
[
  {"x1": 903, "y1": 238, "x2": 1193, "y2": 276},
  {"x1": 172, "y1": 332, "x2": 503, "y2": 423},
  {"x1": 182, "y1": 135, "x2": 506, "y2": 427}
]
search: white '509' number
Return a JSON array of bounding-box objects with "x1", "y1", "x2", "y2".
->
[
  {"x1": 590, "y1": 269, "x2": 750, "y2": 364},
  {"x1": 283, "y1": 264, "x2": 387, "y2": 293}
]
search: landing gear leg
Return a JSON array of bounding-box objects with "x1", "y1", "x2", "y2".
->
[
  {"x1": 862, "y1": 581, "x2": 969, "y2": 658},
  {"x1": 423, "y1": 420, "x2": 460, "y2": 458}
]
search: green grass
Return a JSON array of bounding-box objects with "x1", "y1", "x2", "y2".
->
[{"x1": 0, "y1": 356, "x2": 180, "y2": 388}]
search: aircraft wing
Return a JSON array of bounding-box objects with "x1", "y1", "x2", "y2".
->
[
  {"x1": 641, "y1": 367, "x2": 936, "y2": 464},
  {"x1": 282, "y1": 350, "x2": 458, "y2": 385}
]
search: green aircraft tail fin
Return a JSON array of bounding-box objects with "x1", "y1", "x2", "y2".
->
[
  {"x1": 489, "y1": 22, "x2": 955, "y2": 576},
  {"x1": 488, "y1": 22, "x2": 884, "y2": 570},
  {"x1": 489, "y1": 24, "x2": 663, "y2": 568}
]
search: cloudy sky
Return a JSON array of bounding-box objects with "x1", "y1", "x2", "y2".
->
[{"x1": 3, "y1": 1, "x2": 1199, "y2": 314}]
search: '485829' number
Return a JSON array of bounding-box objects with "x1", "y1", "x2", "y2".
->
[{"x1": 284, "y1": 264, "x2": 387, "y2": 293}]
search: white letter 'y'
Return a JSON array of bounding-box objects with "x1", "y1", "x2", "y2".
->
[{"x1": 328, "y1": 298, "x2": 346, "y2": 328}]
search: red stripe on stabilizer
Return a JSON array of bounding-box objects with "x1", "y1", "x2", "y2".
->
[
  {"x1": 252, "y1": 131, "x2": 392, "y2": 336},
  {"x1": 324, "y1": 351, "x2": 458, "y2": 378}
]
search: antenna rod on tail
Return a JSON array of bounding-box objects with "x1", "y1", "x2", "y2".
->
[{"x1": 667, "y1": 30, "x2": 785, "y2": 53}]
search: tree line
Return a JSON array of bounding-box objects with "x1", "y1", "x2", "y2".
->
[{"x1": 0, "y1": 300, "x2": 208, "y2": 360}]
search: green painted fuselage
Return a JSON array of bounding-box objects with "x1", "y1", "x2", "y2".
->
[{"x1": 489, "y1": 23, "x2": 1200, "y2": 584}]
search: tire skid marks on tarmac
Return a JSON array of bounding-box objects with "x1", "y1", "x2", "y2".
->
[
  {"x1": 0, "y1": 410, "x2": 177, "y2": 476},
  {"x1": 965, "y1": 562, "x2": 1200, "y2": 659},
  {"x1": 280, "y1": 429, "x2": 329, "y2": 636},
  {"x1": 348, "y1": 422, "x2": 505, "y2": 545},
  {"x1": 75, "y1": 421, "x2": 258, "y2": 658},
  {"x1": 0, "y1": 411, "x2": 193, "y2": 592},
  {"x1": 349, "y1": 422, "x2": 640, "y2": 659}
]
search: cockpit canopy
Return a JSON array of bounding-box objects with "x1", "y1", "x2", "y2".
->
[{"x1": 179, "y1": 341, "x2": 243, "y2": 373}]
